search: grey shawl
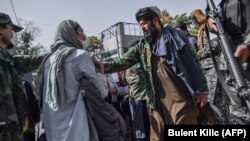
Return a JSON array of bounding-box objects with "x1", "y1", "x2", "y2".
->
[{"x1": 36, "y1": 20, "x2": 82, "y2": 111}]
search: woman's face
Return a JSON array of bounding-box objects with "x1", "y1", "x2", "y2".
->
[
  {"x1": 76, "y1": 26, "x2": 89, "y2": 49},
  {"x1": 76, "y1": 27, "x2": 86, "y2": 42}
]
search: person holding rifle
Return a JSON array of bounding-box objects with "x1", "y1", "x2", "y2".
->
[{"x1": 206, "y1": 0, "x2": 250, "y2": 124}]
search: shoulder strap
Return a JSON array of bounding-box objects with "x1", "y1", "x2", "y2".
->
[{"x1": 204, "y1": 26, "x2": 241, "y2": 105}]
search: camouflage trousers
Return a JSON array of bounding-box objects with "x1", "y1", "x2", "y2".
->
[
  {"x1": 204, "y1": 67, "x2": 250, "y2": 124},
  {"x1": 0, "y1": 122, "x2": 23, "y2": 141}
]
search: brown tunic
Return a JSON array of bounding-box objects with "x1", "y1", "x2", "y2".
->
[{"x1": 148, "y1": 54, "x2": 200, "y2": 141}]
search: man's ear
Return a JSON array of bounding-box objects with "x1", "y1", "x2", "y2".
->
[
  {"x1": 152, "y1": 16, "x2": 159, "y2": 24},
  {"x1": 152, "y1": 16, "x2": 161, "y2": 28},
  {"x1": 0, "y1": 27, "x2": 4, "y2": 35}
]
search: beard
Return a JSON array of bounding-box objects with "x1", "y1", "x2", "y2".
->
[{"x1": 144, "y1": 25, "x2": 158, "y2": 44}]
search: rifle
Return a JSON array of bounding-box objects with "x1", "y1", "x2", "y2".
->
[{"x1": 206, "y1": 0, "x2": 250, "y2": 122}]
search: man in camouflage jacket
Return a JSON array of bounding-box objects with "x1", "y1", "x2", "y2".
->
[
  {"x1": 94, "y1": 6, "x2": 208, "y2": 141},
  {"x1": 0, "y1": 13, "x2": 42, "y2": 141}
]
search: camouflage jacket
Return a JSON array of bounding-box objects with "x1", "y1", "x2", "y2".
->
[
  {"x1": 104, "y1": 41, "x2": 155, "y2": 107},
  {"x1": 0, "y1": 48, "x2": 42, "y2": 125},
  {"x1": 125, "y1": 63, "x2": 149, "y2": 102}
]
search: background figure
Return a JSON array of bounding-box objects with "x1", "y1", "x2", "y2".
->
[
  {"x1": 106, "y1": 72, "x2": 129, "y2": 121},
  {"x1": 190, "y1": 9, "x2": 224, "y2": 124},
  {"x1": 35, "y1": 20, "x2": 108, "y2": 141},
  {"x1": 176, "y1": 22, "x2": 198, "y2": 52},
  {"x1": 175, "y1": 22, "x2": 202, "y2": 74},
  {"x1": 106, "y1": 73, "x2": 120, "y2": 104},
  {"x1": 93, "y1": 6, "x2": 208, "y2": 141},
  {"x1": 117, "y1": 71, "x2": 129, "y2": 96}
]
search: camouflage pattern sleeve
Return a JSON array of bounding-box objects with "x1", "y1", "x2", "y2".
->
[
  {"x1": 104, "y1": 45, "x2": 141, "y2": 73},
  {"x1": 12, "y1": 74, "x2": 29, "y2": 127},
  {"x1": 0, "y1": 58, "x2": 29, "y2": 127}
]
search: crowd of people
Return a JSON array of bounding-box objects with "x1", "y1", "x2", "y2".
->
[{"x1": 1, "y1": 0, "x2": 250, "y2": 141}]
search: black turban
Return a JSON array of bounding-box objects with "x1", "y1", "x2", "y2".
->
[{"x1": 135, "y1": 6, "x2": 161, "y2": 22}]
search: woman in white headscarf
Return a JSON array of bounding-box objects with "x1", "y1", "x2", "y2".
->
[{"x1": 36, "y1": 20, "x2": 108, "y2": 141}]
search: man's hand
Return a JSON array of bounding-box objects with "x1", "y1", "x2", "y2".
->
[
  {"x1": 92, "y1": 56, "x2": 104, "y2": 73},
  {"x1": 195, "y1": 92, "x2": 208, "y2": 108},
  {"x1": 208, "y1": 18, "x2": 250, "y2": 63},
  {"x1": 234, "y1": 44, "x2": 250, "y2": 63},
  {"x1": 207, "y1": 18, "x2": 218, "y2": 33}
]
